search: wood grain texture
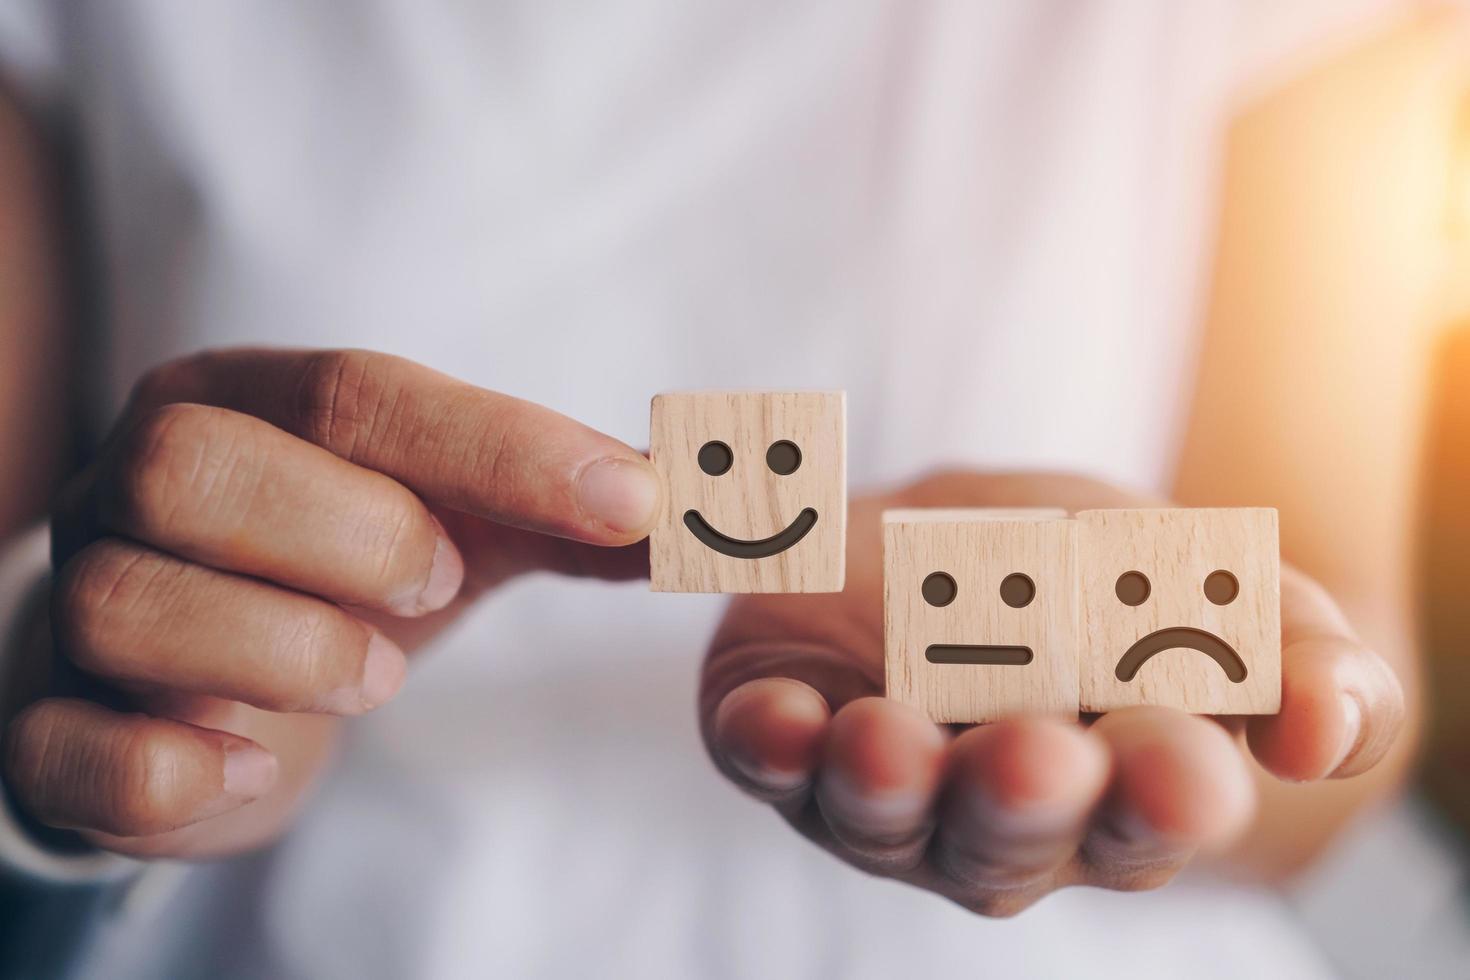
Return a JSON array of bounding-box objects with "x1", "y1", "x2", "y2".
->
[
  {"x1": 649, "y1": 391, "x2": 845, "y2": 592},
  {"x1": 1077, "y1": 508, "x2": 1281, "y2": 714},
  {"x1": 883, "y1": 509, "x2": 1078, "y2": 723}
]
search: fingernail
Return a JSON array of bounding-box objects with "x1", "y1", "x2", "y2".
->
[
  {"x1": 222, "y1": 745, "x2": 279, "y2": 799},
  {"x1": 416, "y1": 526, "x2": 464, "y2": 613},
  {"x1": 576, "y1": 457, "x2": 661, "y2": 534},
  {"x1": 818, "y1": 771, "x2": 928, "y2": 840},
  {"x1": 1099, "y1": 805, "x2": 1163, "y2": 848},
  {"x1": 723, "y1": 749, "x2": 810, "y2": 795},
  {"x1": 937, "y1": 790, "x2": 1082, "y2": 880},
  {"x1": 954, "y1": 789, "x2": 1080, "y2": 840},
  {"x1": 1331, "y1": 696, "x2": 1364, "y2": 775},
  {"x1": 359, "y1": 633, "x2": 407, "y2": 710}
]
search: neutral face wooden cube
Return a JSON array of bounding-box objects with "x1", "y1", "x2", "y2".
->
[
  {"x1": 1077, "y1": 508, "x2": 1281, "y2": 714},
  {"x1": 649, "y1": 391, "x2": 845, "y2": 592},
  {"x1": 883, "y1": 509, "x2": 1078, "y2": 723}
]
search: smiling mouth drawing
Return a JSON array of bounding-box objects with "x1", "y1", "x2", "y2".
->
[
  {"x1": 925, "y1": 645, "x2": 1034, "y2": 666},
  {"x1": 683, "y1": 508, "x2": 818, "y2": 559},
  {"x1": 1114, "y1": 627, "x2": 1247, "y2": 683}
]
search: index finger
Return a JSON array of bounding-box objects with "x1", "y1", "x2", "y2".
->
[{"x1": 126, "y1": 348, "x2": 661, "y2": 544}]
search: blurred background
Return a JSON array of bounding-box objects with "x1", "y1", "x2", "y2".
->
[{"x1": 1193, "y1": 8, "x2": 1470, "y2": 975}]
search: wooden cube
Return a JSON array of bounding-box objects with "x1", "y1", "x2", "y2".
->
[
  {"x1": 883, "y1": 509, "x2": 1078, "y2": 723},
  {"x1": 649, "y1": 391, "x2": 845, "y2": 592},
  {"x1": 1077, "y1": 508, "x2": 1281, "y2": 714}
]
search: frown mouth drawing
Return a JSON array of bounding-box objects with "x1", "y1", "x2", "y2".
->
[
  {"x1": 1114, "y1": 627, "x2": 1247, "y2": 683},
  {"x1": 683, "y1": 508, "x2": 818, "y2": 559}
]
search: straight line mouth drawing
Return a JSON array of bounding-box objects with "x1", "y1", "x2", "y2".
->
[{"x1": 924, "y1": 644, "x2": 1035, "y2": 666}]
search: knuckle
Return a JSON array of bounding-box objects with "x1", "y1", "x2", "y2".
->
[
  {"x1": 1080, "y1": 829, "x2": 1195, "y2": 890},
  {"x1": 468, "y1": 419, "x2": 517, "y2": 495},
  {"x1": 1086, "y1": 859, "x2": 1183, "y2": 893},
  {"x1": 113, "y1": 404, "x2": 231, "y2": 538},
  {"x1": 950, "y1": 889, "x2": 1038, "y2": 919},
  {"x1": 836, "y1": 844, "x2": 926, "y2": 878},
  {"x1": 276, "y1": 609, "x2": 352, "y2": 702},
  {"x1": 2, "y1": 700, "x2": 66, "y2": 798},
  {"x1": 939, "y1": 853, "x2": 1053, "y2": 894},
  {"x1": 1102, "y1": 872, "x2": 1178, "y2": 893},
  {"x1": 106, "y1": 726, "x2": 187, "y2": 836},
  {"x1": 53, "y1": 543, "x2": 172, "y2": 674},
  {"x1": 363, "y1": 495, "x2": 432, "y2": 592},
  {"x1": 2, "y1": 702, "x2": 198, "y2": 837},
  {"x1": 295, "y1": 349, "x2": 400, "y2": 460}
]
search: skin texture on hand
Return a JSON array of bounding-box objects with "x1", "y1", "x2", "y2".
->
[
  {"x1": 700, "y1": 472, "x2": 1407, "y2": 916},
  {"x1": 2, "y1": 348, "x2": 660, "y2": 859}
]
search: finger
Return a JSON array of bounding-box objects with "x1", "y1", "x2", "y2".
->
[
  {"x1": 709, "y1": 678, "x2": 829, "y2": 803},
  {"x1": 71, "y1": 401, "x2": 463, "y2": 616},
  {"x1": 813, "y1": 698, "x2": 947, "y2": 872},
  {"x1": 53, "y1": 539, "x2": 406, "y2": 715},
  {"x1": 79, "y1": 704, "x2": 336, "y2": 860},
  {"x1": 3, "y1": 698, "x2": 278, "y2": 837},
  {"x1": 127, "y1": 348, "x2": 661, "y2": 543},
  {"x1": 434, "y1": 510, "x2": 649, "y2": 593},
  {"x1": 1246, "y1": 566, "x2": 1406, "y2": 781},
  {"x1": 932, "y1": 718, "x2": 1109, "y2": 895},
  {"x1": 1084, "y1": 707, "x2": 1256, "y2": 888}
]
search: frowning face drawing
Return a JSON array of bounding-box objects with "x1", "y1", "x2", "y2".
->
[
  {"x1": 649, "y1": 391, "x2": 845, "y2": 593},
  {"x1": 1077, "y1": 508, "x2": 1281, "y2": 715}
]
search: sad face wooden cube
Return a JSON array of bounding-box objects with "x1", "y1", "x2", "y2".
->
[
  {"x1": 883, "y1": 509, "x2": 1078, "y2": 723},
  {"x1": 1077, "y1": 508, "x2": 1281, "y2": 714},
  {"x1": 649, "y1": 391, "x2": 845, "y2": 592}
]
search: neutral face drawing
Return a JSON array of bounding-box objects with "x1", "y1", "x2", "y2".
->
[
  {"x1": 649, "y1": 391, "x2": 846, "y2": 593},
  {"x1": 1077, "y1": 508, "x2": 1281, "y2": 715},
  {"x1": 921, "y1": 570, "x2": 1038, "y2": 665},
  {"x1": 883, "y1": 510, "x2": 1078, "y2": 723}
]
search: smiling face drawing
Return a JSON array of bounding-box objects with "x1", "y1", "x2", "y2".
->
[
  {"x1": 682, "y1": 437, "x2": 818, "y2": 558},
  {"x1": 1077, "y1": 508, "x2": 1281, "y2": 715},
  {"x1": 649, "y1": 391, "x2": 846, "y2": 593},
  {"x1": 883, "y1": 510, "x2": 1079, "y2": 723}
]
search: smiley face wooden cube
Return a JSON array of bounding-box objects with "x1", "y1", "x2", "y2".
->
[
  {"x1": 649, "y1": 391, "x2": 845, "y2": 592},
  {"x1": 1077, "y1": 508, "x2": 1280, "y2": 714},
  {"x1": 883, "y1": 509, "x2": 1078, "y2": 723}
]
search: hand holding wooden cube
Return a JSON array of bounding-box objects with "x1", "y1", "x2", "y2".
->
[
  {"x1": 646, "y1": 391, "x2": 1280, "y2": 720},
  {"x1": 881, "y1": 507, "x2": 1280, "y2": 722}
]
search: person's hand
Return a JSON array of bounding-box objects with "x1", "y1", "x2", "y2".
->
[
  {"x1": 700, "y1": 472, "x2": 1406, "y2": 915},
  {"x1": 2, "y1": 348, "x2": 660, "y2": 858}
]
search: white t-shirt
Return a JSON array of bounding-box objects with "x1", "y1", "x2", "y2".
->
[{"x1": 0, "y1": 2, "x2": 1404, "y2": 977}]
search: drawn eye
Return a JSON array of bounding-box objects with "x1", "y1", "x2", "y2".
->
[
  {"x1": 1115, "y1": 571, "x2": 1151, "y2": 606},
  {"x1": 698, "y1": 441, "x2": 733, "y2": 476},
  {"x1": 922, "y1": 572, "x2": 957, "y2": 607},
  {"x1": 766, "y1": 440, "x2": 802, "y2": 475},
  {"x1": 1000, "y1": 573, "x2": 1035, "y2": 609},
  {"x1": 1204, "y1": 570, "x2": 1239, "y2": 605}
]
